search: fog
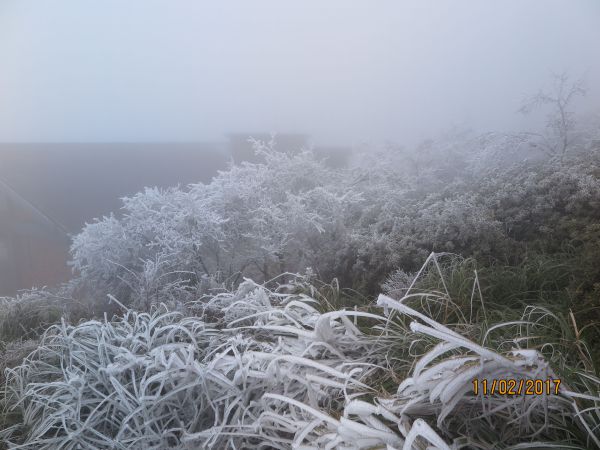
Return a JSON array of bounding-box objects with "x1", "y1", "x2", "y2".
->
[
  {"x1": 1, "y1": 0, "x2": 599, "y2": 146},
  {"x1": 3, "y1": 3, "x2": 600, "y2": 443}
]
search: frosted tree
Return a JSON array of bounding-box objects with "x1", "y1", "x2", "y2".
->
[
  {"x1": 70, "y1": 139, "x2": 363, "y2": 306},
  {"x1": 519, "y1": 72, "x2": 587, "y2": 156}
]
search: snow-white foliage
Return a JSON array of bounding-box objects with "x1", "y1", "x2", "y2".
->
[
  {"x1": 69, "y1": 132, "x2": 600, "y2": 307},
  {"x1": 381, "y1": 268, "x2": 415, "y2": 299},
  {"x1": 70, "y1": 143, "x2": 365, "y2": 308},
  {"x1": 4, "y1": 257, "x2": 600, "y2": 449},
  {"x1": 378, "y1": 294, "x2": 600, "y2": 449},
  {"x1": 1, "y1": 281, "x2": 381, "y2": 449}
]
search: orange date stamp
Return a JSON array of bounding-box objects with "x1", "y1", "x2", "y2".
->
[{"x1": 472, "y1": 378, "x2": 561, "y2": 396}]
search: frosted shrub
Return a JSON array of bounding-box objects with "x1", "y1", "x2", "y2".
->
[
  {"x1": 381, "y1": 268, "x2": 415, "y2": 299},
  {"x1": 70, "y1": 142, "x2": 365, "y2": 306},
  {"x1": 69, "y1": 131, "x2": 600, "y2": 306}
]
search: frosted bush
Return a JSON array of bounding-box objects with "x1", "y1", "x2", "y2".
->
[
  {"x1": 70, "y1": 142, "x2": 367, "y2": 306},
  {"x1": 68, "y1": 130, "x2": 600, "y2": 306},
  {"x1": 381, "y1": 269, "x2": 415, "y2": 299}
]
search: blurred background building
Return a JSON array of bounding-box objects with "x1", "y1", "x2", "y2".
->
[{"x1": 0, "y1": 179, "x2": 70, "y2": 296}]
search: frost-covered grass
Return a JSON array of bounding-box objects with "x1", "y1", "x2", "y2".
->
[
  {"x1": 2, "y1": 256, "x2": 599, "y2": 449},
  {"x1": 1, "y1": 278, "x2": 381, "y2": 449}
]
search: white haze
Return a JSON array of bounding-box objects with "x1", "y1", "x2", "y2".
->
[{"x1": 0, "y1": 0, "x2": 598, "y2": 146}]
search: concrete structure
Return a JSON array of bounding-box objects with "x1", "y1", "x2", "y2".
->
[{"x1": 0, "y1": 179, "x2": 70, "y2": 296}]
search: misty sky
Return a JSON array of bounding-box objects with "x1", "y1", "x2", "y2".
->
[{"x1": 1, "y1": 0, "x2": 599, "y2": 146}]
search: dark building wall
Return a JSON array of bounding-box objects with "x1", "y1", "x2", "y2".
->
[
  {"x1": 0, "y1": 180, "x2": 70, "y2": 296},
  {"x1": 0, "y1": 143, "x2": 229, "y2": 233}
]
